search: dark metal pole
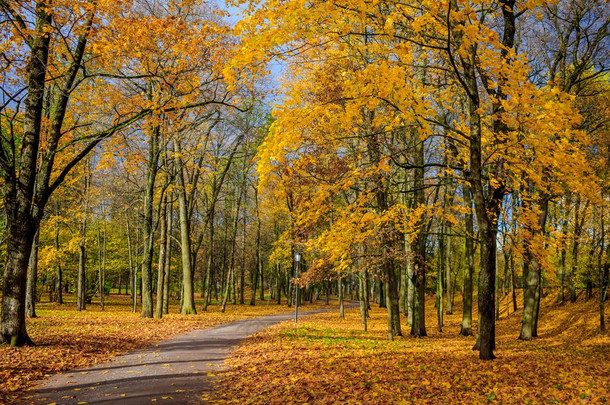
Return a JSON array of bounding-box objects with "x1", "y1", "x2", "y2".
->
[{"x1": 294, "y1": 253, "x2": 300, "y2": 323}]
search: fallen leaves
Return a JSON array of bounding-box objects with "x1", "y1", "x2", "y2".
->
[
  {"x1": 211, "y1": 293, "x2": 610, "y2": 404},
  {"x1": 0, "y1": 294, "x2": 332, "y2": 404}
]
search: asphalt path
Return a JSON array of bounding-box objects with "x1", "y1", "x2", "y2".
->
[{"x1": 24, "y1": 307, "x2": 335, "y2": 405}]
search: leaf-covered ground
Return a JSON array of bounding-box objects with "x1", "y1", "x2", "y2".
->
[
  {"x1": 212, "y1": 294, "x2": 609, "y2": 404},
  {"x1": 0, "y1": 295, "x2": 331, "y2": 404}
]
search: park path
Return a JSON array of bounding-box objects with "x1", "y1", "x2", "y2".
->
[{"x1": 24, "y1": 308, "x2": 331, "y2": 405}]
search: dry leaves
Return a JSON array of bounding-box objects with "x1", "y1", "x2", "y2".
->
[
  {"x1": 0, "y1": 295, "x2": 328, "y2": 404},
  {"x1": 212, "y1": 293, "x2": 609, "y2": 404}
]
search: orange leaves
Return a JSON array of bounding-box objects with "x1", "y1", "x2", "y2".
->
[
  {"x1": 212, "y1": 295, "x2": 610, "y2": 404},
  {"x1": 0, "y1": 296, "x2": 332, "y2": 404}
]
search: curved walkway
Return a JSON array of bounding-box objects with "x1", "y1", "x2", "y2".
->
[{"x1": 24, "y1": 308, "x2": 332, "y2": 405}]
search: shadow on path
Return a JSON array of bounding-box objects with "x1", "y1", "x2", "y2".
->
[{"x1": 22, "y1": 307, "x2": 338, "y2": 405}]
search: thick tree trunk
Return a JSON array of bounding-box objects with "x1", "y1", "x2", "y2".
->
[
  {"x1": 410, "y1": 132, "x2": 427, "y2": 338},
  {"x1": 1, "y1": 221, "x2": 37, "y2": 346},
  {"x1": 0, "y1": 2, "x2": 51, "y2": 346}
]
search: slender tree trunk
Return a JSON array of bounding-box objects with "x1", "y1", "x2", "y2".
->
[
  {"x1": 174, "y1": 142, "x2": 196, "y2": 315},
  {"x1": 163, "y1": 198, "x2": 173, "y2": 315},
  {"x1": 221, "y1": 188, "x2": 243, "y2": 313},
  {"x1": 276, "y1": 263, "x2": 282, "y2": 305},
  {"x1": 359, "y1": 272, "x2": 368, "y2": 331},
  {"x1": 25, "y1": 231, "x2": 40, "y2": 318},
  {"x1": 250, "y1": 187, "x2": 263, "y2": 306},
  {"x1": 126, "y1": 214, "x2": 136, "y2": 313},
  {"x1": 437, "y1": 222, "x2": 445, "y2": 332},
  {"x1": 140, "y1": 123, "x2": 160, "y2": 318},
  {"x1": 601, "y1": 263, "x2": 609, "y2": 335},
  {"x1": 202, "y1": 207, "x2": 215, "y2": 311},
  {"x1": 54, "y1": 223, "x2": 63, "y2": 304},
  {"x1": 569, "y1": 196, "x2": 587, "y2": 303},
  {"x1": 460, "y1": 183, "x2": 475, "y2": 336},
  {"x1": 77, "y1": 177, "x2": 89, "y2": 312},
  {"x1": 155, "y1": 196, "x2": 167, "y2": 319},
  {"x1": 97, "y1": 221, "x2": 104, "y2": 311},
  {"x1": 339, "y1": 278, "x2": 345, "y2": 318},
  {"x1": 240, "y1": 205, "x2": 247, "y2": 305}
]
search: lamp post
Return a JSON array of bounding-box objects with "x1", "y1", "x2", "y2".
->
[{"x1": 294, "y1": 252, "x2": 301, "y2": 324}]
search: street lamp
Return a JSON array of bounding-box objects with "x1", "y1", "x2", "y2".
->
[{"x1": 294, "y1": 252, "x2": 301, "y2": 324}]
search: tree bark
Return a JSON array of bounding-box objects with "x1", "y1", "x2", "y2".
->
[
  {"x1": 519, "y1": 194, "x2": 549, "y2": 340},
  {"x1": 0, "y1": 0, "x2": 51, "y2": 346},
  {"x1": 155, "y1": 195, "x2": 167, "y2": 319},
  {"x1": 25, "y1": 232, "x2": 40, "y2": 318},
  {"x1": 174, "y1": 141, "x2": 196, "y2": 315},
  {"x1": 202, "y1": 206, "x2": 216, "y2": 311},
  {"x1": 54, "y1": 223, "x2": 63, "y2": 304},
  {"x1": 77, "y1": 173, "x2": 90, "y2": 312},
  {"x1": 163, "y1": 197, "x2": 173, "y2": 315},
  {"x1": 460, "y1": 183, "x2": 475, "y2": 336},
  {"x1": 410, "y1": 132, "x2": 427, "y2": 338}
]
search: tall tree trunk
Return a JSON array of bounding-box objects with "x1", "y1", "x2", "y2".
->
[
  {"x1": 359, "y1": 272, "x2": 368, "y2": 331},
  {"x1": 250, "y1": 186, "x2": 262, "y2": 306},
  {"x1": 141, "y1": 123, "x2": 160, "y2": 318},
  {"x1": 240, "y1": 207, "x2": 247, "y2": 305},
  {"x1": 364, "y1": 111, "x2": 400, "y2": 339},
  {"x1": 126, "y1": 214, "x2": 137, "y2": 313},
  {"x1": 163, "y1": 198, "x2": 173, "y2": 315},
  {"x1": 410, "y1": 132, "x2": 427, "y2": 338},
  {"x1": 437, "y1": 221, "x2": 445, "y2": 332},
  {"x1": 77, "y1": 174, "x2": 90, "y2": 313},
  {"x1": 520, "y1": 195, "x2": 549, "y2": 340},
  {"x1": 97, "y1": 221, "x2": 105, "y2": 311},
  {"x1": 339, "y1": 277, "x2": 345, "y2": 318},
  {"x1": 460, "y1": 183, "x2": 475, "y2": 336},
  {"x1": 569, "y1": 196, "x2": 588, "y2": 303},
  {"x1": 25, "y1": 231, "x2": 40, "y2": 318},
  {"x1": 250, "y1": 263, "x2": 259, "y2": 306},
  {"x1": 221, "y1": 188, "x2": 243, "y2": 313},
  {"x1": 0, "y1": 0, "x2": 51, "y2": 347},
  {"x1": 202, "y1": 207, "x2": 215, "y2": 311},
  {"x1": 174, "y1": 142, "x2": 196, "y2": 315},
  {"x1": 155, "y1": 195, "x2": 167, "y2": 319},
  {"x1": 510, "y1": 253, "x2": 517, "y2": 312},
  {"x1": 54, "y1": 223, "x2": 63, "y2": 304}
]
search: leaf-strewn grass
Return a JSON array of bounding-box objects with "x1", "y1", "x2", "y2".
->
[
  {"x1": 0, "y1": 294, "x2": 332, "y2": 404},
  {"x1": 212, "y1": 293, "x2": 609, "y2": 404}
]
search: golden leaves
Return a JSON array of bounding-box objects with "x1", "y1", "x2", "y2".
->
[{"x1": 211, "y1": 296, "x2": 610, "y2": 404}]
